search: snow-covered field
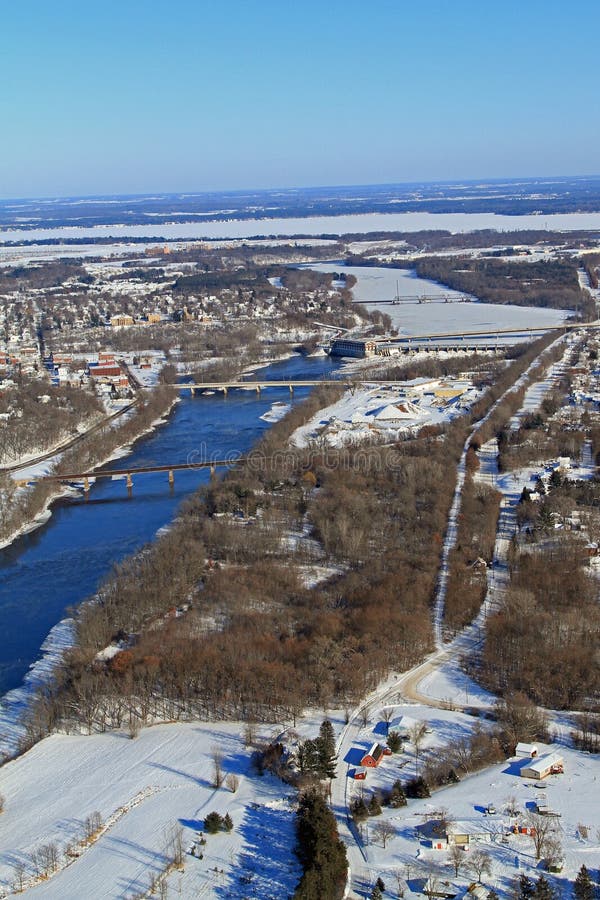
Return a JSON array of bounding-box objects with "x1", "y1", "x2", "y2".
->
[{"x1": 0, "y1": 722, "x2": 302, "y2": 900}]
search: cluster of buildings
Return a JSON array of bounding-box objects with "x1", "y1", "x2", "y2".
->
[
  {"x1": 0, "y1": 345, "x2": 40, "y2": 381},
  {"x1": 294, "y1": 377, "x2": 482, "y2": 448},
  {"x1": 1, "y1": 345, "x2": 134, "y2": 400}
]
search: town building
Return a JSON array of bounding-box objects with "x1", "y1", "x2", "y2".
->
[{"x1": 329, "y1": 338, "x2": 377, "y2": 358}]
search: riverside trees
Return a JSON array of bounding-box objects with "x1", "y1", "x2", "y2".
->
[{"x1": 25, "y1": 382, "x2": 461, "y2": 736}]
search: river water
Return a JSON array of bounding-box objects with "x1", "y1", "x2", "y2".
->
[{"x1": 0, "y1": 354, "x2": 341, "y2": 710}]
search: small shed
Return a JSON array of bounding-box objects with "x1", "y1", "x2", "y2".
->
[
  {"x1": 520, "y1": 752, "x2": 564, "y2": 780},
  {"x1": 515, "y1": 742, "x2": 538, "y2": 758},
  {"x1": 360, "y1": 742, "x2": 385, "y2": 768}
]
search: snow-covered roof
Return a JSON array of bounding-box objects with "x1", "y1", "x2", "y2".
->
[
  {"x1": 371, "y1": 400, "x2": 424, "y2": 421},
  {"x1": 515, "y1": 742, "x2": 537, "y2": 757},
  {"x1": 521, "y1": 751, "x2": 564, "y2": 775},
  {"x1": 446, "y1": 820, "x2": 495, "y2": 837}
]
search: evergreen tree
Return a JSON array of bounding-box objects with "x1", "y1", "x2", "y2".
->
[
  {"x1": 368, "y1": 793, "x2": 382, "y2": 816},
  {"x1": 204, "y1": 811, "x2": 223, "y2": 834},
  {"x1": 388, "y1": 779, "x2": 407, "y2": 808},
  {"x1": 531, "y1": 875, "x2": 556, "y2": 899},
  {"x1": 317, "y1": 719, "x2": 337, "y2": 779},
  {"x1": 386, "y1": 730, "x2": 403, "y2": 753},
  {"x1": 371, "y1": 886, "x2": 383, "y2": 900},
  {"x1": 350, "y1": 796, "x2": 369, "y2": 822},
  {"x1": 294, "y1": 792, "x2": 347, "y2": 900},
  {"x1": 298, "y1": 739, "x2": 321, "y2": 776},
  {"x1": 223, "y1": 813, "x2": 233, "y2": 832},
  {"x1": 405, "y1": 776, "x2": 430, "y2": 798},
  {"x1": 573, "y1": 866, "x2": 594, "y2": 900},
  {"x1": 519, "y1": 875, "x2": 535, "y2": 899},
  {"x1": 487, "y1": 891, "x2": 500, "y2": 900}
]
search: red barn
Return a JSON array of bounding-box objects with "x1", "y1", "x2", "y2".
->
[{"x1": 360, "y1": 743, "x2": 385, "y2": 768}]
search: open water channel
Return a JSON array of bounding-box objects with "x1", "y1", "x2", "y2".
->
[{"x1": 0, "y1": 354, "x2": 341, "y2": 716}]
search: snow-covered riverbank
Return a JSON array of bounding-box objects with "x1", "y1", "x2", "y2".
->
[{"x1": 0, "y1": 398, "x2": 179, "y2": 554}]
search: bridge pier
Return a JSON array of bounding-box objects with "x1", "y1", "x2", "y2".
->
[
  {"x1": 256, "y1": 385, "x2": 261, "y2": 395},
  {"x1": 168, "y1": 469, "x2": 174, "y2": 487},
  {"x1": 126, "y1": 473, "x2": 133, "y2": 495},
  {"x1": 289, "y1": 384, "x2": 294, "y2": 395},
  {"x1": 83, "y1": 476, "x2": 90, "y2": 493},
  {"x1": 222, "y1": 386, "x2": 228, "y2": 396}
]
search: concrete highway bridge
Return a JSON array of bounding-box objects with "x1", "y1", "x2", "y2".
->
[
  {"x1": 360, "y1": 293, "x2": 472, "y2": 304},
  {"x1": 176, "y1": 324, "x2": 589, "y2": 394}
]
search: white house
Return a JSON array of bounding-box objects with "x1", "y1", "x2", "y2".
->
[
  {"x1": 520, "y1": 752, "x2": 564, "y2": 780},
  {"x1": 445, "y1": 820, "x2": 494, "y2": 847}
]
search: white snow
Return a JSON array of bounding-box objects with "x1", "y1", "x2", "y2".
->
[
  {"x1": 290, "y1": 378, "x2": 479, "y2": 449},
  {"x1": 0, "y1": 722, "x2": 302, "y2": 899},
  {"x1": 5, "y1": 211, "x2": 600, "y2": 243}
]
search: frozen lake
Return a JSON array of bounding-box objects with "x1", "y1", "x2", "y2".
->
[
  {"x1": 3, "y1": 210, "x2": 600, "y2": 243},
  {"x1": 304, "y1": 262, "x2": 569, "y2": 335}
]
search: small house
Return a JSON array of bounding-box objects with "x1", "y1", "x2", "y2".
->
[
  {"x1": 421, "y1": 877, "x2": 459, "y2": 898},
  {"x1": 446, "y1": 821, "x2": 493, "y2": 847},
  {"x1": 515, "y1": 742, "x2": 538, "y2": 758},
  {"x1": 360, "y1": 742, "x2": 385, "y2": 768},
  {"x1": 352, "y1": 767, "x2": 367, "y2": 780},
  {"x1": 520, "y1": 752, "x2": 564, "y2": 780}
]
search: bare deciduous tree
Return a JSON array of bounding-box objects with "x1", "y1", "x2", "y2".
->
[
  {"x1": 448, "y1": 843, "x2": 468, "y2": 877},
  {"x1": 38, "y1": 842, "x2": 59, "y2": 875},
  {"x1": 408, "y1": 721, "x2": 428, "y2": 775},
  {"x1": 225, "y1": 773, "x2": 240, "y2": 793},
  {"x1": 243, "y1": 721, "x2": 257, "y2": 747},
  {"x1": 211, "y1": 746, "x2": 224, "y2": 788},
  {"x1": 359, "y1": 706, "x2": 371, "y2": 729},
  {"x1": 12, "y1": 859, "x2": 27, "y2": 892},
  {"x1": 164, "y1": 823, "x2": 184, "y2": 869},
  {"x1": 468, "y1": 847, "x2": 493, "y2": 883},
  {"x1": 83, "y1": 811, "x2": 103, "y2": 842},
  {"x1": 525, "y1": 811, "x2": 559, "y2": 860},
  {"x1": 372, "y1": 819, "x2": 395, "y2": 848}
]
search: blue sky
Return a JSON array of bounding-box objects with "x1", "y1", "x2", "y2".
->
[{"x1": 0, "y1": 0, "x2": 598, "y2": 198}]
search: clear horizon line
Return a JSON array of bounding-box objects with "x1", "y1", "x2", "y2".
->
[{"x1": 2, "y1": 172, "x2": 600, "y2": 205}]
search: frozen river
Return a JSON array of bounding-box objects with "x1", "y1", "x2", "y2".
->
[
  {"x1": 303, "y1": 262, "x2": 569, "y2": 335},
  {"x1": 3, "y1": 210, "x2": 600, "y2": 243}
]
